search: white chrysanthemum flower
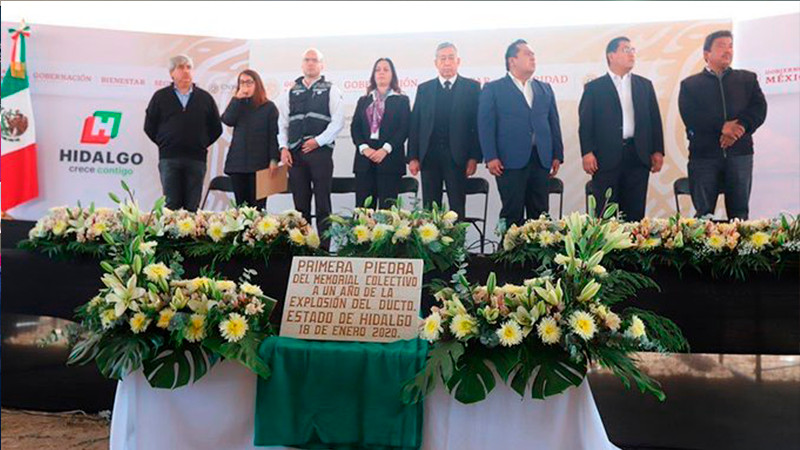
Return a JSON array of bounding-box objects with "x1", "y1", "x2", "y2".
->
[
  {"x1": 215, "y1": 280, "x2": 237, "y2": 292},
  {"x1": 371, "y1": 224, "x2": 394, "y2": 242},
  {"x1": 537, "y1": 317, "x2": 561, "y2": 345},
  {"x1": 177, "y1": 218, "x2": 196, "y2": 236},
  {"x1": 569, "y1": 310, "x2": 597, "y2": 341},
  {"x1": 143, "y1": 263, "x2": 171, "y2": 283},
  {"x1": 625, "y1": 315, "x2": 646, "y2": 340},
  {"x1": 207, "y1": 222, "x2": 226, "y2": 242},
  {"x1": 393, "y1": 223, "x2": 412, "y2": 242},
  {"x1": 257, "y1": 217, "x2": 280, "y2": 237},
  {"x1": 419, "y1": 313, "x2": 443, "y2": 342},
  {"x1": 496, "y1": 320, "x2": 524, "y2": 347},
  {"x1": 449, "y1": 314, "x2": 478, "y2": 340},
  {"x1": 353, "y1": 225, "x2": 370, "y2": 244},
  {"x1": 417, "y1": 223, "x2": 440, "y2": 244},
  {"x1": 219, "y1": 313, "x2": 249, "y2": 343},
  {"x1": 240, "y1": 282, "x2": 263, "y2": 297}
]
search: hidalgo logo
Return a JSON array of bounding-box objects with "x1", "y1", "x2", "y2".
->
[{"x1": 80, "y1": 111, "x2": 122, "y2": 144}]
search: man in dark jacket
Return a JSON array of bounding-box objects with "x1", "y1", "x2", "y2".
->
[
  {"x1": 679, "y1": 30, "x2": 767, "y2": 220},
  {"x1": 579, "y1": 36, "x2": 664, "y2": 221},
  {"x1": 144, "y1": 54, "x2": 222, "y2": 211},
  {"x1": 407, "y1": 42, "x2": 482, "y2": 219}
]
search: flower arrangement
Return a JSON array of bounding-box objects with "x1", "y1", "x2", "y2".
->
[
  {"x1": 65, "y1": 188, "x2": 278, "y2": 388},
  {"x1": 327, "y1": 200, "x2": 468, "y2": 273},
  {"x1": 405, "y1": 210, "x2": 688, "y2": 404},
  {"x1": 20, "y1": 182, "x2": 323, "y2": 261},
  {"x1": 497, "y1": 202, "x2": 799, "y2": 279}
]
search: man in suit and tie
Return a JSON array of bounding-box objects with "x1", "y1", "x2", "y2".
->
[
  {"x1": 408, "y1": 42, "x2": 482, "y2": 219},
  {"x1": 579, "y1": 36, "x2": 664, "y2": 221},
  {"x1": 478, "y1": 39, "x2": 564, "y2": 227}
]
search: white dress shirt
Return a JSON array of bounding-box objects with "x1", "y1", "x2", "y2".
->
[
  {"x1": 608, "y1": 70, "x2": 635, "y2": 139},
  {"x1": 277, "y1": 76, "x2": 344, "y2": 150},
  {"x1": 438, "y1": 74, "x2": 458, "y2": 89},
  {"x1": 508, "y1": 71, "x2": 534, "y2": 108}
]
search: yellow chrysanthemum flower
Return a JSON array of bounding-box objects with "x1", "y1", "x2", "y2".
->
[
  {"x1": 129, "y1": 312, "x2": 151, "y2": 334},
  {"x1": 143, "y1": 263, "x2": 172, "y2": 283},
  {"x1": 537, "y1": 317, "x2": 562, "y2": 345},
  {"x1": 289, "y1": 228, "x2": 306, "y2": 245},
  {"x1": 750, "y1": 231, "x2": 770, "y2": 249},
  {"x1": 626, "y1": 315, "x2": 646, "y2": 340},
  {"x1": 497, "y1": 320, "x2": 524, "y2": 347},
  {"x1": 419, "y1": 313, "x2": 443, "y2": 342},
  {"x1": 417, "y1": 223, "x2": 440, "y2": 244},
  {"x1": 353, "y1": 225, "x2": 370, "y2": 244},
  {"x1": 707, "y1": 234, "x2": 725, "y2": 249},
  {"x1": 91, "y1": 222, "x2": 108, "y2": 235},
  {"x1": 215, "y1": 280, "x2": 237, "y2": 292},
  {"x1": 371, "y1": 224, "x2": 394, "y2": 242},
  {"x1": 569, "y1": 310, "x2": 597, "y2": 341},
  {"x1": 177, "y1": 218, "x2": 196, "y2": 236},
  {"x1": 449, "y1": 314, "x2": 478, "y2": 339},
  {"x1": 185, "y1": 314, "x2": 207, "y2": 342},
  {"x1": 240, "y1": 282, "x2": 263, "y2": 297},
  {"x1": 219, "y1": 313, "x2": 249, "y2": 343},
  {"x1": 100, "y1": 309, "x2": 118, "y2": 329},
  {"x1": 393, "y1": 224, "x2": 412, "y2": 242},
  {"x1": 306, "y1": 231, "x2": 321, "y2": 249},
  {"x1": 157, "y1": 309, "x2": 175, "y2": 329},
  {"x1": 52, "y1": 220, "x2": 68, "y2": 236}
]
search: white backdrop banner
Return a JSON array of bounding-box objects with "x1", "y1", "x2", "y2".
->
[{"x1": 2, "y1": 17, "x2": 798, "y2": 236}]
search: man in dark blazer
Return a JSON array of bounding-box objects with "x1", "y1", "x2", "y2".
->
[
  {"x1": 478, "y1": 39, "x2": 564, "y2": 227},
  {"x1": 408, "y1": 42, "x2": 482, "y2": 219},
  {"x1": 578, "y1": 36, "x2": 664, "y2": 221}
]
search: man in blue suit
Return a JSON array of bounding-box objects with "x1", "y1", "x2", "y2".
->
[{"x1": 478, "y1": 39, "x2": 564, "y2": 227}]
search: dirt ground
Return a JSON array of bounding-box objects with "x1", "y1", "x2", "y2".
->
[{"x1": 1, "y1": 409, "x2": 109, "y2": 450}]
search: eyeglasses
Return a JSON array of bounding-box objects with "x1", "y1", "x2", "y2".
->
[
  {"x1": 620, "y1": 47, "x2": 637, "y2": 55},
  {"x1": 240, "y1": 80, "x2": 255, "y2": 86}
]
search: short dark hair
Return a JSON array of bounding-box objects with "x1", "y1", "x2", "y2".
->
[
  {"x1": 505, "y1": 39, "x2": 528, "y2": 71},
  {"x1": 605, "y1": 36, "x2": 630, "y2": 65},
  {"x1": 704, "y1": 30, "x2": 733, "y2": 52}
]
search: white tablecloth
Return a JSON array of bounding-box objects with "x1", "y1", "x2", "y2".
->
[{"x1": 110, "y1": 361, "x2": 618, "y2": 450}]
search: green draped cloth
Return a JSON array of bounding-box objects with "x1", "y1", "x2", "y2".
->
[{"x1": 254, "y1": 336, "x2": 428, "y2": 450}]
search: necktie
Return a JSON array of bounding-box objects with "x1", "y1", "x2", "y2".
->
[{"x1": 444, "y1": 80, "x2": 452, "y2": 91}]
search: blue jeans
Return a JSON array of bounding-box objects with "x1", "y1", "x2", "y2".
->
[{"x1": 688, "y1": 154, "x2": 753, "y2": 220}]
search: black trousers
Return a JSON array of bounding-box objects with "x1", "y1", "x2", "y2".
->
[
  {"x1": 688, "y1": 154, "x2": 753, "y2": 220},
  {"x1": 158, "y1": 158, "x2": 207, "y2": 211},
  {"x1": 288, "y1": 147, "x2": 333, "y2": 240},
  {"x1": 495, "y1": 149, "x2": 549, "y2": 227},
  {"x1": 355, "y1": 166, "x2": 401, "y2": 209},
  {"x1": 228, "y1": 172, "x2": 266, "y2": 210},
  {"x1": 591, "y1": 142, "x2": 650, "y2": 221},
  {"x1": 421, "y1": 148, "x2": 466, "y2": 218}
]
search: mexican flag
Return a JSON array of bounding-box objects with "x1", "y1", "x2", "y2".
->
[{"x1": 1, "y1": 22, "x2": 39, "y2": 212}]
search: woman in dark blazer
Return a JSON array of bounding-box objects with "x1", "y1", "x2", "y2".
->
[
  {"x1": 351, "y1": 58, "x2": 410, "y2": 209},
  {"x1": 221, "y1": 69, "x2": 279, "y2": 209}
]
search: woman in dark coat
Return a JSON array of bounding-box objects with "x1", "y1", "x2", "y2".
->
[
  {"x1": 221, "y1": 69, "x2": 279, "y2": 209},
  {"x1": 351, "y1": 58, "x2": 410, "y2": 209}
]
